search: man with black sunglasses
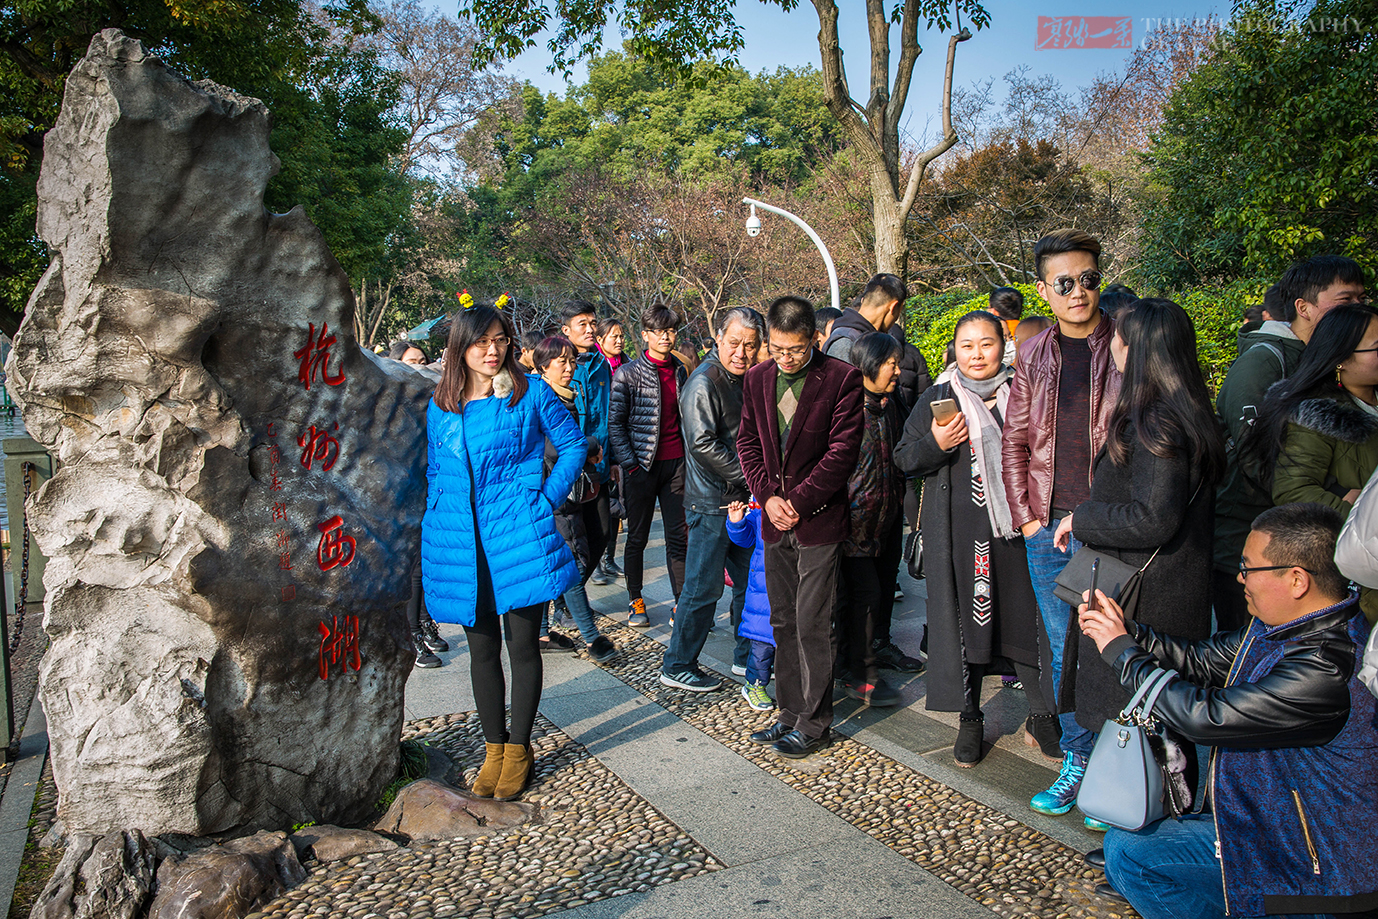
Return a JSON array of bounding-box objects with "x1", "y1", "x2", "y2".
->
[{"x1": 1001, "y1": 228, "x2": 1123, "y2": 822}]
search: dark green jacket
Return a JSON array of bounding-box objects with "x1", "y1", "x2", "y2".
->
[
  {"x1": 1212, "y1": 323, "x2": 1306, "y2": 573},
  {"x1": 1274, "y1": 390, "x2": 1378, "y2": 622}
]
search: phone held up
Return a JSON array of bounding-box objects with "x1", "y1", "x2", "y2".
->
[
  {"x1": 931, "y1": 398, "x2": 959, "y2": 425},
  {"x1": 1087, "y1": 558, "x2": 1100, "y2": 614}
]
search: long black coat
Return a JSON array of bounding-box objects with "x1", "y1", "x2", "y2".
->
[
  {"x1": 895, "y1": 380, "x2": 1047, "y2": 712},
  {"x1": 1067, "y1": 422, "x2": 1216, "y2": 730}
]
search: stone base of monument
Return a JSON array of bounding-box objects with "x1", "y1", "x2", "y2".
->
[{"x1": 29, "y1": 776, "x2": 538, "y2": 919}]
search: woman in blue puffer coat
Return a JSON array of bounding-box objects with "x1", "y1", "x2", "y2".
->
[{"x1": 422, "y1": 305, "x2": 588, "y2": 802}]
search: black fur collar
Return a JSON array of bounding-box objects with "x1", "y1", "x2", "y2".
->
[{"x1": 1290, "y1": 393, "x2": 1378, "y2": 444}]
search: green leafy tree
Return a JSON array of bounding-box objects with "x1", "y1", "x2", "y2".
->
[
  {"x1": 1138, "y1": 0, "x2": 1377, "y2": 289},
  {"x1": 459, "y1": 0, "x2": 990, "y2": 277}
]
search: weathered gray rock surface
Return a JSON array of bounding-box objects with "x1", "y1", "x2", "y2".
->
[
  {"x1": 31, "y1": 831, "x2": 158, "y2": 919},
  {"x1": 7, "y1": 29, "x2": 436, "y2": 835},
  {"x1": 373, "y1": 780, "x2": 539, "y2": 843},
  {"x1": 146, "y1": 832, "x2": 306, "y2": 919}
]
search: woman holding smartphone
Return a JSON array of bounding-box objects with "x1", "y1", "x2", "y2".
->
[{"x1": 896, "y1": 310, "x2": 1058, "y2": 767}]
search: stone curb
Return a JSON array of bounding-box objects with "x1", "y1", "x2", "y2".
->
[{"x1": 0, "y1": 692, "x2": 47, "y2": 919}]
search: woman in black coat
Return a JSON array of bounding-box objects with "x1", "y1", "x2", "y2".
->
[
  {"x1": 896, "y1": 311, "x2": 1058, "y2": 767},
  {"x1": 1054, "y1": 299, "x2": 1225, "y2": 740}
]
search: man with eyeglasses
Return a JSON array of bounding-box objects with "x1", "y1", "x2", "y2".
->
[
  {"x1": 608, "y1": 304, "x2": 690, "y2": 628},
  {"x1": 1077, "y1": 502, "x2": 1378, "y2": 917},
  {"x1": 1214, "y1": 255, "x2": 1368, "y2": 634},
  {"x1": 737, "y1": 296, "x2": 864, "y2": 758},
  {"x1": 1001, "y1": 227, "x2": 1122, "y2": 821}
]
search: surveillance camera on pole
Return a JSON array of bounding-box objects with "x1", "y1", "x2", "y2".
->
[{"x1": 740, "y1": 197, "x2": 839, "y2": 312}]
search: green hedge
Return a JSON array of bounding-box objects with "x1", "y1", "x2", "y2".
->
[{"x1": 906, "y1": 279, "x2": 1269, "y2": 393}]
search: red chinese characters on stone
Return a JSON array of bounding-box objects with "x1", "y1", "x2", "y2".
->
[
  {"x1": 298, "y1": 423, "x2": 340, "y2": 471},
  {"x1": 294, "y1": 322, "x2": 347, "y2": 391},
  {"x1": 318, "y1": 614, "x2": 362, "y2": 680},
  {"x1": 316, "y1": 515, "x2": 356, "y2": 570}
]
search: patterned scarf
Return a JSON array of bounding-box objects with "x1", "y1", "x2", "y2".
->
[{"x1": 951, "y1": 366, "x2": 1015, "y2": 538}]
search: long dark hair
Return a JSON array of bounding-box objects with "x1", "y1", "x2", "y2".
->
[
  {"x1": 1240, "y1": 304, "x2": 1378, "y2": 489},
  {"x1": 433, "y1": 306, "x2": 527, "y2": 412},
  {"x1": 1106, "y1": 298, "x2": 1226, "y2": 484}
]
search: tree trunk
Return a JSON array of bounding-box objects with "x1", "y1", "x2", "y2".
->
[{"x1": 871, "y1": 181, "x2": 906, "y2": 276}]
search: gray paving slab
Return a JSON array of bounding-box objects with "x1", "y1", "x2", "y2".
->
[
  {"x1": 540, "y1": 826, "x2": 998, "y2": 919},
  {"x1": 540, "y1": 678, "x2": 860, "y2": 867},
  {"x1": 0, "y1": 692, "x2": 48, "y2": 919}
]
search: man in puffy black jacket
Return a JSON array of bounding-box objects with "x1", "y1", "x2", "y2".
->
[
  {"x1": 609, "y1": 303, "x2": 689, "y2": 627},
  {"x1": 660, "y1": 307, "x2": 765, "y2": 692},
  {"x1": 1079, "y1": 502, "x2": 1378, "y2": 917}
]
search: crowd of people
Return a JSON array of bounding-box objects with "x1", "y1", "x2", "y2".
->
[{"x1": 401, "y1": 230, "x2": 1378, "y2": 917}]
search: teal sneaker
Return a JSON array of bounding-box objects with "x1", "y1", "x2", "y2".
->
[
  {"x1": 1029, "y1": 751, "x2": 1088, "y2": 815},
  {"x1": 1083, "y1": 815, "x2": 1111, "y2": 832},
  {"x1": 741, "y1": 681, "x2": 775, "y2": 711}
]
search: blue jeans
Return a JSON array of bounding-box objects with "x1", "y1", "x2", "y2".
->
[
  {"x1": 662, "y1": 510, "x2": 750, "y2": 674},
  {"x1": 746, "y1": 638, "x2": 775, "y2": 686},
  {"x1": 1105, "y1": 816, "x2": 1330, "y2": 919},
  {"x1": 561, "y1": 580, "x2": 601, "y2": 643},
  {"x1": 1024, "y1": 517, "x2": 1095, "y2": 756}
]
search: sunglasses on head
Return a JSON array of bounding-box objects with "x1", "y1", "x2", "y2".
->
[{"x1": 1051, "y1": 271, "x2": 1103, "y2": 297}]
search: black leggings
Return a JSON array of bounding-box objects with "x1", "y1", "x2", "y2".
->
[
  {"x1": 463, "y1": 604, "x2": 544, "y2": 746},
  {"x1": 962, "y1": 660, "x2": 1047, "y2": 720}
]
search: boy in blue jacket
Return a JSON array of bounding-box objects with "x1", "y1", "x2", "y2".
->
[{"x1": 726, "y1": 500, "x2": 777, "y2": 711}]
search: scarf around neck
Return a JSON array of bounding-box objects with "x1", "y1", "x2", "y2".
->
[
  {"x1": 950, "y1": 365, "x2": 1015, "y2": 539},
  {"x1": 547, "y1": 377, "x2": 575, "y2": 401}
]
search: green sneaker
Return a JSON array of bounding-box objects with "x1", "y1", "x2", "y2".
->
[{"x1": 741, "y1": 681, "x2": 775, "y2": 711}]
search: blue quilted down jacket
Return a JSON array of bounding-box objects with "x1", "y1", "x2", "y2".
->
[
  {"x1": 422, "y1": 372, "x2": 588, "y2": 625},
  {"x1": 726, "y1": 507, "x2": 774, "y2": 647}
]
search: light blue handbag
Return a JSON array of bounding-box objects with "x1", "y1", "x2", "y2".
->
[{"x1": 1076, "y1": 668, "x2": 1177, "y2": 831}]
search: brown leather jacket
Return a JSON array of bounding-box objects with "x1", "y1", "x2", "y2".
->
[{"x1": 1000, "y1": 313, "x2": 1122, "y2": 530}]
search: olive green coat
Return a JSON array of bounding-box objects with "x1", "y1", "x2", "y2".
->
[{"x1": 1273, "y1": 390, "x2": 1378, "y2": 622}]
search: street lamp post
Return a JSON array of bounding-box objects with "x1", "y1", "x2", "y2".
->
[{"x1": 742, "y1": 197, "x2": 840, "y2": 313}]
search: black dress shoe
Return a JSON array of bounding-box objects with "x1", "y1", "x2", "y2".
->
[
  {"x1": 1094, "y1": 882, "x2": 1128, "y2": 904},
  {"x1": 772, "y1": 728, "x2": 831, "y2": 759},
  {"x1": 1085, "y1": 848, "x2": 1106, "y2": 869},
  {"x1": 749, "y1": 721, "x2": 793, "y2": 745}
]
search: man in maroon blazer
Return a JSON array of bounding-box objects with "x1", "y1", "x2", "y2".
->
[{"x1": 737, "y1": 296, "x2": 865, "y2": 757}]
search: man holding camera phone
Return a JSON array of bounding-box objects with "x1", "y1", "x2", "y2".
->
[{"x1": 1001, "y1": 228, "x2": 1122, "y2": 817}]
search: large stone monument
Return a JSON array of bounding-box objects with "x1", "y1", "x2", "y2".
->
[{"x1": 6, "y1": 30, "x2": 435, "y2": 836}]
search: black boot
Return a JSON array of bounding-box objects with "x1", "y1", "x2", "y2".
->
[
  {"x1": 954, "y1": 715, "x2": 985, "y2": 767},
  {"x1": 1025, "y1": 713, "x2": 1063, "y2": 760}
]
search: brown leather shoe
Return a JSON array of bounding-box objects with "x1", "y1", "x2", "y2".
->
[
  {"x1": 471, "y1": 742, "x2": 505, "y2": 798},
  {"x1": 493, "y1": 743, "x2": 534, "y2": 801}
]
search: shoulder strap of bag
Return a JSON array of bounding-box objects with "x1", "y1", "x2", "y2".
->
[
  {"x1": 1139, "y1": 668, "x2": 1177, "y2": 718},
  {"x1": 1136, "y1": 482, "x2": 1205, "y2": 574},
  {"x1": 1118, "y1": 668, "x2": 1175, "y2": 721}
]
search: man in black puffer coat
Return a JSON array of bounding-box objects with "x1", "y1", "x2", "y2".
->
[{"x1": 609, "y1": 303, "x2": 689, "y2": 627}]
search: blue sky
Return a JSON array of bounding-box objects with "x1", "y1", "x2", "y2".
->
[{"x1": 498, "y1": 0, "x2": 1229, "y2": 122}]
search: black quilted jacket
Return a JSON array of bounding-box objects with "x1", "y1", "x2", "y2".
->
[{"x1": 609, "y1": 353, "x2": 687, "y2": 471}]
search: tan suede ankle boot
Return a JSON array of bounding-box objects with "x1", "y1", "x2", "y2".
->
[
  {"x1": 493, "y1": 743, "x2": 533, "y2": 801},
  {"x1": 471, "y1": 742, "x2": 505, "y2": 797}
]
